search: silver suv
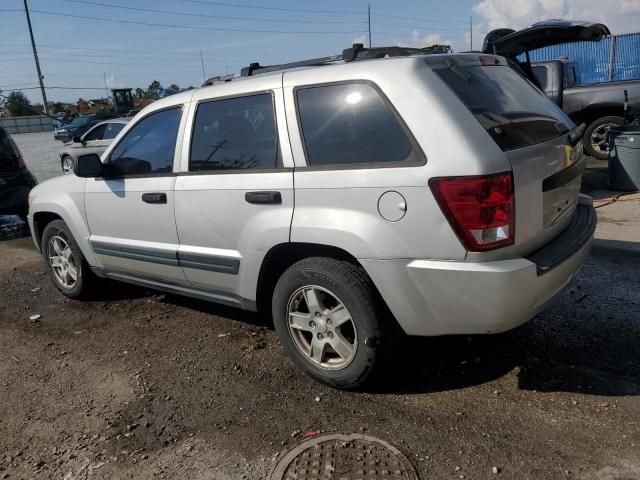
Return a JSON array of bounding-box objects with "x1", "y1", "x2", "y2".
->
[{"x1": 28, "y1": 46, "x2": 596, "y2": 388}]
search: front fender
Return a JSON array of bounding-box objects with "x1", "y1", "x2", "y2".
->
[{"x1": 29, "y1": 176, "x2": 96, "y2": 265}]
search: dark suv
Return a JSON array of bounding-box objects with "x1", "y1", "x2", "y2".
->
[
  {"x1": 54, "y1": 112, "x2": 121, "y2": 143},
  {"x1": 0, "y1": 127, "x2": 38, "y2": 221}
]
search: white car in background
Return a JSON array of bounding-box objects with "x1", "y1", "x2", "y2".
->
[{"x1": 60, "y1": 118, "x2": 130, "y2": 174}]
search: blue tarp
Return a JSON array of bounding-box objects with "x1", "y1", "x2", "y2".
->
[{"x1": 525, "y1": 33, "x2": 640, "y2": 86}]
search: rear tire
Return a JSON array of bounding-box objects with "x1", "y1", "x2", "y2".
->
[
  {"x1": 272, "y1": 257, "x2": 399, "y2": 389},
  {"x1": 41, "y1": 219, "x2": 98, "y2": 299},
  {"x1": 583, "y1": 116, "x2": 624, "y2": 160}
]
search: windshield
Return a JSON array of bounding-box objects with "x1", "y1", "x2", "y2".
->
[
  {"x1": 70, "y1": 116, "x2": 90, "y2": 127},
  {"x1": 429, "y1": 59, "x2": 573, "y2": 151}
]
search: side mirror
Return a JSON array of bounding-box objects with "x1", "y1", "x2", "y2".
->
[
  {"x1": 74, "y1": 153, "x2": 103, "y2": 177},
  {"x1": 72, "y1": 136, "x2": 84, "y2": 144}
]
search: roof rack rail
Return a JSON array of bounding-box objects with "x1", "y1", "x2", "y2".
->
[
  {"x1": 240, "y1": 43, "x2": 451, "y2": 77},
  {"x1": 202, "y1": 74, "x2": 235, "y2": 87}
]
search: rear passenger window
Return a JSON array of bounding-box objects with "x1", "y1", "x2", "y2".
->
[
  {"x1": 296, "y1": 83, "x2": 416, "y2": 166},
  {"x1": 190, "y1": 93, "x2": 278, "y2": 171},
  {"x1": 110, "y1": 107, "x2": 181, "y2": 175}
]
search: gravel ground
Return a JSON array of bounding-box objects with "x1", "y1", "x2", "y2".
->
[
  {"x1": 0, "y1": 134, "x2": 639, "y2": 479},
  {"x1": 12, "y1": 131, "x2": 64, "y2": 182}
]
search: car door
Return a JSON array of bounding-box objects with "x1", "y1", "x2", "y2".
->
[
  {"x1": 78, "y1": 123, "x2": 110, "y2": 156},
  {"x1": 84, "y1": 104, "x2": 190, "y2": 284},
  {"x1": 174, "y1": 75, "x2": 294, "y2": 309}
]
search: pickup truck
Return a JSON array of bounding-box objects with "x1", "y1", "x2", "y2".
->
[
  {"x1": 484, "y1": 20, "x2": 640, "y2": 159},
  {"x1": 531, "y1": 58, "x2": 640, "y2": 159}
]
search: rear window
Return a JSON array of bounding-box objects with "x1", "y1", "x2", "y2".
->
[{"x1": 429, "y1": 59, "x2": 572, "y2": 151}]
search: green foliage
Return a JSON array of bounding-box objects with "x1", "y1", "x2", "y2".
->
[{"x1": 5, "y1": 91, "x2": 34, "y2": 117}]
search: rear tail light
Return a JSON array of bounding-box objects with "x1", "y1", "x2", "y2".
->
[
  {"x1": 17, "y1": 156, "x2": 26, "y2": 169},
  {"x1": 429, "y1": 172, "x2": 514, "y2": 251}
]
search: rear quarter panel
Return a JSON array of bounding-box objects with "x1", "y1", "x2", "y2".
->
[{"x1": 284, "y1": 57, "x2": 512, "y2": 261}]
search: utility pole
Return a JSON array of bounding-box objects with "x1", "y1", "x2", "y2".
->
[
  {"x1": 368, "y1": 4, "x2": 372, "y2": 48},
  {"x1": 24, "y1": 0, "x2": 49, "y2": 115},
  {"x1": 200, "y1": 50, "x2": 207, "y2": 82},
  {"x1": 469, "y1": 16, "x2": 473, "y2": 50},
  {"x1": 103, "y1": 72, "x2": 109, "y2": 99}
]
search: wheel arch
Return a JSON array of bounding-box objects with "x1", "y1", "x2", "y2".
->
[
  {"x1": 575, "y1": 104, "x2": 625, "y2": 126},
  {"x1": 31, "y1": 203, "x2": 97, "y2": 265},
  {"x1": 255, "y1": 242, "x2": 387, "y2": 318},
  {"x1": 32, "y1": 211, "x2": 64, "y2": 250}
]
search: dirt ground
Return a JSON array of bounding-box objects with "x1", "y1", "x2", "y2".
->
[{"x1": 0, "y1": 171, "x2": 639, "y2": 480}]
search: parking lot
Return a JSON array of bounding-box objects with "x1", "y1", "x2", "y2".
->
[
  {"x1": 12, "y1": 131, "x2": 63, "y2": 183},
  {"x1": 0, "y1": 132, "x2": 639, "y2": 479}
]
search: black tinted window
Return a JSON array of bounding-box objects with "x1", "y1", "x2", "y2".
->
[
  {"x1": 190, "y1": 94, "x2": 277, "y2": 171},
  {"x1": 532, "y1": 66, "x2": 548, "y2": 89},
  {"x1": 430, "y1": 61, "x2": 571, "y2": 151},
  {"x1": 83, "y1": 124, "x2": 107, "y2": 141},
  {"x1": 296, "y1": 83, "x2": 414, "y2": 166},
  {"x1": 103, "y1": 122, "x2": 125, "y2": 140},
  {"x1": 0, "y1": 131, "x2": 19, "y2": 159},
  {"x1": 110, "y1": 108, "x2": 181, "y2": 175}
]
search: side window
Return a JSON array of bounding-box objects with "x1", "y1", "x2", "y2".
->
[
  {"x1": 83, "y1": 124, "x2": 107, "y2": 141},
  {"x1": 103, "y1": 122, "x2": 125, "y2": 140},
  {"x1": 532, "y1": 66, "x2": 548, "y2": 89},
  {"x1": 109, "y1": 107, "x2": 181, "y2": 175},
  {"x1": 296, "y1": 82, "x2": 416, "y2": 166},
  {"x1": 190, "y1": 93, "x2": 277, "y2": 171}
]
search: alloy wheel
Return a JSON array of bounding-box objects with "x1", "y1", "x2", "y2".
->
[
  {"x1": 48, "y1": 235, "x2": 78, "y2": 288},
  {"x1": 591, "y1": 123, "x2": 617, "y2": 154},
  {"x1": 62, "y1": 157, "x2": 74, "y2": 175},
  {"x1": 286, "y1": 285, "x2": 357, "y2": 370}
]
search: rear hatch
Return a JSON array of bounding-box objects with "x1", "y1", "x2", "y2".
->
[
  {"x1": 482, "y1": 20, "x2": 611, "y2": 57},
  {"x1": 426, "y1": 55, "x2": 585, "y2": 256}
]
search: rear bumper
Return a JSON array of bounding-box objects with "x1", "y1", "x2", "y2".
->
[{"x1": 361, "y1": 200, "x2": 596, "y2": 336}]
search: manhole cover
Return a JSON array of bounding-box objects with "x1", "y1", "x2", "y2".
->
[{"x1": 271, "y1": 433, "x2": 420, "y2": 480}]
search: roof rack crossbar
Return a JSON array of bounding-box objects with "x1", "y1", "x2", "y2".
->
[{"x1": 240, "y1": 43, "x2": 451, "y2": 77}]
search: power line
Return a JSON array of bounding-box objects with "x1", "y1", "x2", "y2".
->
[
  {"x1": 176, "y1": 0, "x2": 364, "y2": 15},
  {"x1": 3, "y1": 57, "x2": 203, "y2": 68},
  {"x1": 373, "y1": 12, "x2": 470, "y2": 24},
  {"x1": 9, "y1": 86, "x2": 107, "y2": 90},
  {"x1": 27, "y1": 9, "x2": 367, "y2": 34},
  {"x1": 0, "y1": 82, "x2": 39, "y2": 89},
  {"x1": 374, "y1": 30, "x2": 461, "y2": 39},
  {"x1": 372, "y1": 22, "x2": 469, "y2": 32},
  {"x1": 4, "y1": 52, "x2": 208, "y2": 67},
  {"x1": 0, "y1": 44, "x2": 329, "y2": 59},
  {"x1": 63, "y1": 0, "x2": 366, "y2": 24}
]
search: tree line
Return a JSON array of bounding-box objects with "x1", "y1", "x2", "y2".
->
[{"x1": 0, "y1": 80, "x2": 194, "y2": 117}]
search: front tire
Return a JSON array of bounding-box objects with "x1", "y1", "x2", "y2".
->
[
  {"x1": 61, "y1": 155, "x2": 75, "y2": 175},
  {"x1": 583, "y1": 116, "x2": 624, "y2": 160},
  {"x1": 41, "y1": 219, "x2": 97, "y2": 298},
  {"x1": 272, "y1": 257, "x2": 398, "y2": 389}
]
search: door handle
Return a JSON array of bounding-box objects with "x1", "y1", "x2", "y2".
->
[
  {"x1": 142, "y1": 192, "x2": 167, "y2": 204},
  {"x1": 245, "y1": 191, "x2": 282, "y2": 205}
]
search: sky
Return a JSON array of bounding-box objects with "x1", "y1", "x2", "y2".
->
[{"x1": 1, "y1": 0, "x2": 640, "y2": 104}]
